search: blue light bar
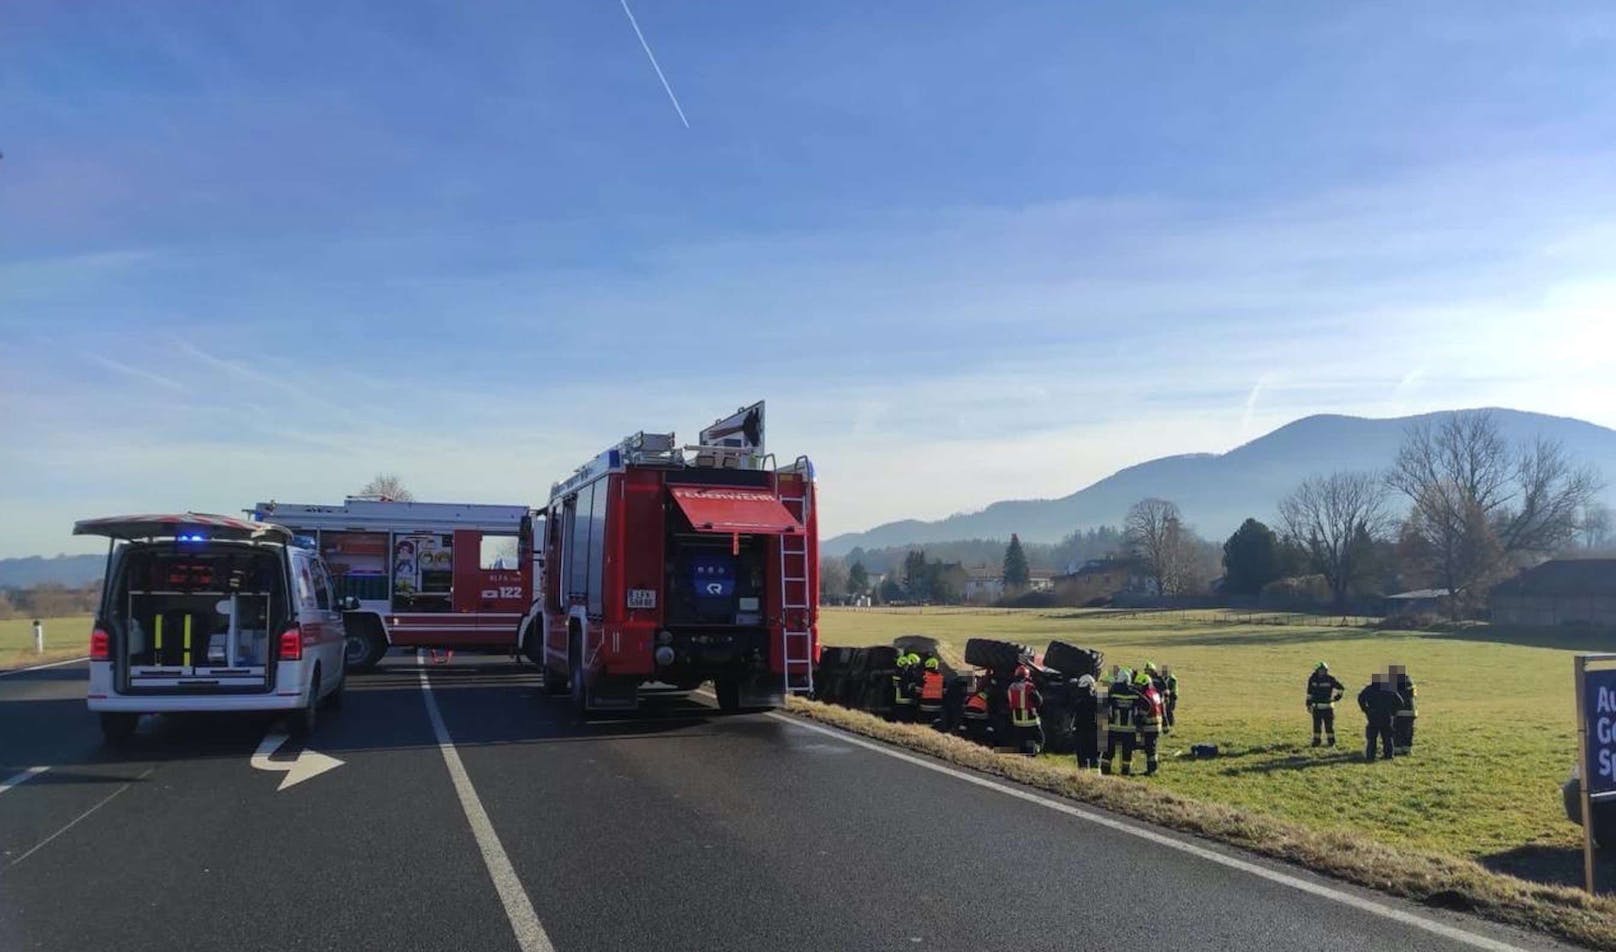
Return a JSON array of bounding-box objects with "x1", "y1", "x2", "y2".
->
[{"x1": 176, "y1": 533, "x2": 208, "y2": 543}]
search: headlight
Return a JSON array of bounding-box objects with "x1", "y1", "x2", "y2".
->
[{"x1": 654, "y1": 645, "x2": 676, "y2": 667}]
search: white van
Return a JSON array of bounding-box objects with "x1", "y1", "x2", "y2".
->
[{"x1": 75, "y1": 513, "x2": 349, "y2": 745}]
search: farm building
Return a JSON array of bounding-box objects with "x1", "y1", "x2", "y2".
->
[
  {"x1": 1383, "y1": 588, "x2": 1452, "y2": 616},
  {"x1": 1488, "y1": 558, "x2": 1616, "y2": 627}
]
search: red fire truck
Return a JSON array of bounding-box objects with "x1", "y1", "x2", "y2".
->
[
  {"x1": 249, "y1": 497, "x2": 537, "y2": 671},
  {"x1": 524, "y1": 403, "x2": 819, "y2": 712}
]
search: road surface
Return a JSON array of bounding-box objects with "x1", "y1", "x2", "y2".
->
[{"x1": 0, "y1": 656, "x2": 1578, "y2": 951}]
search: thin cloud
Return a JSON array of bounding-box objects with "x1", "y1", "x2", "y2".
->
[
  {"x1": 85, "y1": 353, "x2": 189, "y2": 394},
  {"x1": 619, "y1": 0, "x2": 690, "y2": 128}
]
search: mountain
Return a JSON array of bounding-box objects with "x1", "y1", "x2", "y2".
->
[
  {"x1": 825, "y1": 409, "x2": 1616, "y2": 556},
  {"x1": 0, "y1": 554, "x2": 105, "y2": 589}
]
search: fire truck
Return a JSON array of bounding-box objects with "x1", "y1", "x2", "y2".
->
[
  {"x1": 524, "y1": 402, "x2": 819, "y2": 713},
  {"x1": 248, "y1": 497, "x2": 537, "y2": 671}
]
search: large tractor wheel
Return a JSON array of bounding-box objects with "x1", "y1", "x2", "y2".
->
[
  {"x1": 964, "y1": 637, "x2": 1032, "y2": 671},
  {"x1": 1043, "y1": 641, "x2": 1104, "y2": 678}
]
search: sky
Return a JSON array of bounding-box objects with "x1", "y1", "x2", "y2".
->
[{"x1": 4, "y1": 1, "x2": 1616, "y2": 557}]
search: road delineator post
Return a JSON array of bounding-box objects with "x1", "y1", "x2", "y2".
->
[{"x1": 33, "y1": 619, "x2": 43, "y2": 654}]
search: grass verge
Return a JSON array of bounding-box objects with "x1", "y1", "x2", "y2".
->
[
  {"x1": 784, "y1": 695, "x2": 1616, "y2": 951},
  {"x1": 0, "y1": 615, "x2": 92, "y2": 671}
]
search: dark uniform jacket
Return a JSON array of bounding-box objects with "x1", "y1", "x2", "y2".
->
[
  {"x1": 1307, "y1": 671, "x2": 1345, "y2": 707},
  {"x1": 1357, "y1": 682, "x2": 1403, "y2": 725}
]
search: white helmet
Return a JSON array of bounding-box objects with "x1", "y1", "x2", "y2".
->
[{"x1": 1076, "y1": 674, "x2": 1095, "y2": 689}]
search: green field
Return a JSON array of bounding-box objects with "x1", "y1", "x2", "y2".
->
[
  {"x1": 821, "y1": 606, "x2": 1600, "y2": 886},
  {"x1": 0, "y1": 615, "x2": 92, "y2": 670}
]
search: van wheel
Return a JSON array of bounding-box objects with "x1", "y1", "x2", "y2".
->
[
  {"x1": 292, "y1": 671, "x2": 319, "y2": 737},
  {"x1": 322, "y1": 668, "x2": 345, "y2": 711},
  {"x1": 715, "y1": 678, "x2": 742, "y2": 714},
  {"x1": 100, "y1": 713, "x2": 138, "y2": 747}
]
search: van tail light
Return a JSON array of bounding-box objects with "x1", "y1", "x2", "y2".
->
[
  {"x1": 278, "y1": 627, "x2": 303, "y2": 661},
  {"x1": 90, "y1": 627, "x2": 111, "y2": 661}
]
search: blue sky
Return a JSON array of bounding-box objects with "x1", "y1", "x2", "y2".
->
[{"x1": 4, "y1": 1, "x2": 1616, "y2": 556}]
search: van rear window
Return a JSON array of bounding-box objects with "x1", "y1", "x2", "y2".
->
[{"x1": 110, "y1": 546, "x2": 288, "y2": 670}]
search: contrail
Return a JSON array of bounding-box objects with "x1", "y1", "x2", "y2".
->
[{"x1": 619, "y1": 0, "x2": 690, "y2": 128}]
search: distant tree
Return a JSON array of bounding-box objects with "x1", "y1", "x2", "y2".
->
[
  {"x1": 359, "y1": 473, "x2": 414, "y2": 501},
  {"x1": 1222, "y1": 518, "x2": 1281, "y2": 596},
  {"x1": 878, "y1": 575, "x2": 905, "y2": 603},
  {"x1": 819, "y1": 558, "x2": 848, "y2": 602},
  {"x1": 1124, "y1": 498, "x2": 1191, "y2": 595},
  {"x1": 902, "y1": 549, "x2": 931, "y2": 601},
  {"x1": 1278, "y1": 471, "x2": 1389, "y2": 608},
  {"x1": 1576, "y1": 502, "x2": 1614, "y2": 551},
  {"x1": 1002, "y1": 534, "x2": 1030, "y2": 589},
  {"x1": 847, "y1": 561, "x2": 869, "y2": 597},
  {"x1": 1388, "y1": 410, "x2": 1602, "y2": 614}
]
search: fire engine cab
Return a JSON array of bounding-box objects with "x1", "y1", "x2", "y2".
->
[
  {"x1": 248, "y1": 497, "x2": 537, "y2": 671},
  {"x1": 525, "y1": 402, "x2": 818, "y2": 713}
]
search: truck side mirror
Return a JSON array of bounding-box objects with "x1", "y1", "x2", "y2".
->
[{"x1": 341, "y1": 596, "x2": 362, "y2": 611}]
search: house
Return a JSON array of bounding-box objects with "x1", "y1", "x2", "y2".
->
[
  {"x1": 1489, "y1": 559, "x2": 1616, "y2": 627},
  {"x1": 1382, "y1": 588, "x2": 1452, "y2": 616},
  {"x1": 963, "y1": 567, "x2": 1004, "y2": 604},
  {"x1": 1027, "y1": 571, "x2": 1054, "y2": 593},
  {"x1": 1051, "y1": 555, "x2": 1156, "y2": 604}
]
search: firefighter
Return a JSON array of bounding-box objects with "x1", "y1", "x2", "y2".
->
[
  {"x1": 1071, "y1": 673, "x2": 1101, "y2": 771},
  {"x1": 1101, "y1": 668, "x2": 1139, "y2": 775},
  {"x1": 1006, "y1": 665, "x2": 1044, "y2": 756},
  {"x1": 890, "y1": 651, "x2": 920, "y2": 722},
  {"x1": 961, "y1": 676, "x2": 991, "y2": 743},
  {"x1": 1357, "y1": 671, "x2": 1401, "y2": 762},
  {"x1": 1144, "y1": 661, "x2": 1168, "y2": 733},
  {"x1": 917, "y1": 655, "x2": 945, "y2": 726},
  {"x1": 1305, "y1": 661, "x2": 1345, "y2": 747},
  {"x1": 1390, "y1": 664, "x2": 1417, "y2": 755},
  {"x1": 1161, "y1": 664, "x2": 1179, "y2": 734},
  {"x1": 1134, "y1": 670, "x2": 1164, "y2": 775}
]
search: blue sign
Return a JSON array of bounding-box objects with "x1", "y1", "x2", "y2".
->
[{"x1": 1586, "y1": 667, "x2": 1616, "y2": 801}]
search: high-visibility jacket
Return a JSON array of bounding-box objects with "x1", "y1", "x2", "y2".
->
[
  {"x1": 1007, "y1": 679, "x2": 1042, "y2": 727},
  {"x1": 1307, "y1": 671, "x2": 1345, "y2": 709},
  {"x1": 919, "y1": 670, "x2": 945, "y2": 708},
  {"x1": 1137, "y1": 684, "x2": 1164, "y2": 733},
  {"x1": 1106, "y1": 683, "x2": 1138, "y2": 733},
  {"x1": 892, "y1": 669, "x2": 917, "y2": 706},
  {"x1": 963, "y1": 690, "x2": 990, "y2": 719}
]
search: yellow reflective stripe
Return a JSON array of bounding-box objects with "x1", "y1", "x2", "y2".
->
[
  {"x1": 183, "y1": 615, "x2": 192, "y2": 665},
  {"x1": 154, "y1": 614, "x2": 163, "y2": 654}
]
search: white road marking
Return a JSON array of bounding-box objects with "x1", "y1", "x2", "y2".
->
[
  {"x1": 0, "y1": 766, "x2": 50, "y2": 795},
  {"x1": 767, "y1": 712, "x2": 1533, "y2": 952},
  {"x1": 249, "y1": 732, "x2": 345, "y2": 791},
  {"x1": 417, "y1": 653, "x2": 555, "y2": 952},
  {"x1": 5, "y1": 768, "x2": 154, "y2": 869},
  {"x1": 0, "y1": 656, "x2": 88, "y2": 678}
]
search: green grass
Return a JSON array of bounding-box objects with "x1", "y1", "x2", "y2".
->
[
  {"x1": 821, "y1": 606, "x2": 1590, "y2": 882},
  {"x1": 0, "y1": 615, "x2": 92, "y2": 670}
]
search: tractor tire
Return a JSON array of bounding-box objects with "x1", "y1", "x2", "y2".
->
[
  {"x1": 1041, "y1": 705, "x2": 1076, "y2": 754},
  {"x1": 840, "y1": 649, "x2": 870, "y2": 707},
  {"x1": 964, "y1": 637, "x2": 1032, "y2": 672},
  {"x1": 892, "y1": 635, "x2": 941, "y2": 657},
  {"x1": 1043, "y1": 641, "x2": 1104, "y2": 678}
]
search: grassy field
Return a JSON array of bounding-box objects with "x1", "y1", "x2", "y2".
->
[
  {"x1": 0, "y1": 615, "x2": 92, "y2": 670},
  {"x1": 821, "y1": 606, "x2": 1601, "y2": 887}
]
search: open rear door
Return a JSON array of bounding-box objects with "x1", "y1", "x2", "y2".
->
[
  {"x1": 74, "y1": 513, "x2": 293, "y2": 544},
  {"x1": 667, "y1": 487, "x2": 803, "y2": 536}
]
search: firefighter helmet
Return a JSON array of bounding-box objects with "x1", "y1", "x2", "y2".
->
[
  {"x1": 1014, "y1": 664, "x2": 1030, "y2": 680},
  {"x1": 924, "y1": 657, "x2": 939, "y2": 671}
]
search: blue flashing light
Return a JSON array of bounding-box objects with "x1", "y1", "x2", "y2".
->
[
  {"x1": 176, "y1": 533, "x2": 208, "y2": 543},
  {"x1": 608, "y1": 448, "x2": 621, "y2": 468}
]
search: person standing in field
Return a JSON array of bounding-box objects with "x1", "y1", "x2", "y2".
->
[
  {"x1": 1006, "y1": 665, "x2": 1044, "y2": 756},
  {"x1": 1160, "y1": 664, "x2": 1179, "y2": 734},
  {"x1": 1101, "y1": 668, "x2": 1140, "y2": 775},
  {"x1": 1134, "y1": 670, "x2": 1165, "y2": 775},
  {"x1": 1072, "y1": 673, "x2": 1101, "y2": 771},
  {"x1": 1390, "y1": 664, "x2": 1417, "y2": 755},
  {"x1": 1357, "y1": 671, "x2": 1400, "y2": 762},
  {"x1": 1306, "y1": 662, "x2": 1345, "y2": 747}
]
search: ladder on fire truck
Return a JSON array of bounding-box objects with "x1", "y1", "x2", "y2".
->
[{"x1": 777, "y1": 456, "x2": 814, "y2": 696}]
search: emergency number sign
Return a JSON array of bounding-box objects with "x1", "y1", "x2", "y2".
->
[{"x1": 1585, "y1": 668, "x2": 1616, "y2": 800}]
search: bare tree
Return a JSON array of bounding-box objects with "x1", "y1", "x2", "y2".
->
[
  {"x1": 1387, "y1": 410, "x2": 1602, "y2": 612},
  {"x1": 359, "y1": 473, "x2": 414, "y2": 501},
  {"x1": 1278, "y1": 471, "x2": 1389, "y2": 607},
  {"x1": 1577, "y1": 502, "x2": 1614, "y2": 551},
  {"x1": 1125, "y1": 498, "x2": 1190, "y2": 596}
]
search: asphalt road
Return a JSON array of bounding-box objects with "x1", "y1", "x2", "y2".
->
[{"x1": 0, "y1": 655, "x2": 1582, "y2": 952}]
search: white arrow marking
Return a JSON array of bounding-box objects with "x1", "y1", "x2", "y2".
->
[{"x1": 250, "y1": 732, "x2": 343, "y2": 791}]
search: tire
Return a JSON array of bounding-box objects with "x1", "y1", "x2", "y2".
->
[
  {"x1": 100, "y1": 713, "x2": 138, "y2": 747},
  {"x1": 715, "y1": 677, "x2": 741, "y2": 713},
  {"x1": 542, "y1": 661, "x2": 569, "y2": 696},
  {"x1": 1043, "y1": 641, "x2": 1104, "y2": 678},
  {"x1": 1565, "y1": 776, "x2": 1616, "y2": 850},
  {"x1": 892, "y1": 635, "x2": 940, "y2": 657},
  {"x1": 342, "y1": 615, "x2": 388, "y2": 672},
  {"x1": 569, "y1": 630, "x2": 588, "y2": 715},
  {"x1": 964, "y1": 638, "x2": 1032, "y2": 671},
  {"x1": 521, "y1": 621, "x2": 545, "y2": 667},
  {"x1": 291, "y1": 669, "x2": 319, "y2": 738},
  {"x1": 1042, "y1": 705, "x2": 1076, "y2": 754}
]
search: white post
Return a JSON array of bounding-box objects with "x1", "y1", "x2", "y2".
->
[{"x1": 32, "y1": 619, "x2": 43, "y2": 654}]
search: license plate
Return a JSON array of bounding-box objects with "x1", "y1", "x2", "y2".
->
[{"x1": 627, "y1": 589, "x2": 657, "y2": 609}]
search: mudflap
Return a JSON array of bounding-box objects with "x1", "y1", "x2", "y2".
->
[
  {"x1": 586, "y1": 678, "x2": 640, "y2": 713},
  {"x1": 739, "y1": 677, "x2": 785, "y2": 710}
]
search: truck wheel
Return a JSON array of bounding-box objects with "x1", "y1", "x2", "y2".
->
[
  {"x1": 292, "y1": 671, "x2": 319, "y2": 737},
  {"x1": 343, "y1": 616, "x2": 388, "y2": 672},
  {"x1": 715, "y1": 678, "x2": 742, "y2": 713},
  {"x1": 569, "y1": 633, "x2": 588, "y2": 715},
  {"x1": 542, "y1": 662, "x2": 569, "y2": 695},
  {"x1": 100, "y1": 713, "x2": 138, "y2": 747},
  {"x1": 521, "y1": 623, "x2": 545, "y2": 667}
]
